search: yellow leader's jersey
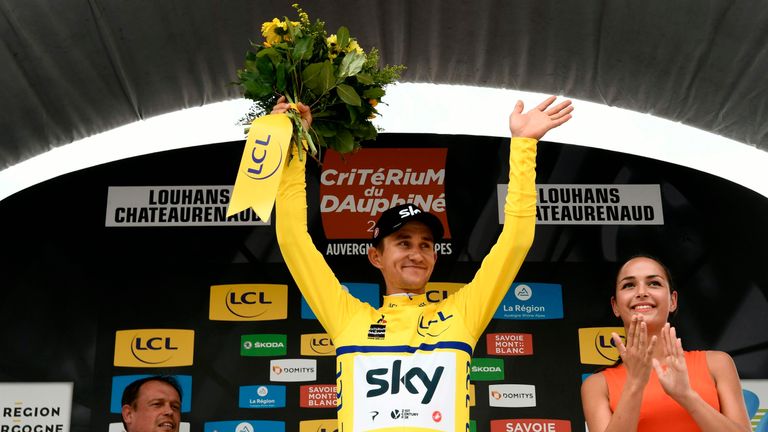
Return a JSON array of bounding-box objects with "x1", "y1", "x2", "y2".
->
[{"x1": 276, "y1": 137, "x2": 538, "y2": 432}]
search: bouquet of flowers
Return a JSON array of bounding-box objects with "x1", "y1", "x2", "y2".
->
[{"x1": 236, "y1": 4, "x2": 405, "y2": 161}]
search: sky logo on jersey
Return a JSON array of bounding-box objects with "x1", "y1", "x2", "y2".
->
[
  {"x1": 488, "y1": 384, "x2": 537, "y2": 408},
  {"x1": 301, "y1": 333, "x2": 335, "y2": 356},
  {"x1": 424, "y1": 282, "x2": 463, "y2": 303},
  {"x1": 491, "y1": 419, "x2": 571, "y2": 432},
  {"x1": 241, "y1": 334, "x2": 287, "y2": 356},
  {"x1": 354, "y1": 352, "x2": 456, "y2": 430},
  {"x1": 300, "y1": 384, "x2": 337, "y2": 408},
  {"x1": 209, "y1": 284, "x2": 287, "y2": 321},
  {"x1": 487, "y1": 333, "x2": 534, "y2": 356},
  {"x1": 113, "y1": 329, "x2": 194, "y2": 367},
  {"x1": 298, "y1": 419, "x2": 337, "y2": 432},
  {"x1": 494, "y1": 283, "x2": 563, "y2": 320},
  {"x1": 110, "y1": 375, "x2": 192, "y2": 413},
  {"x1": 366, "y1": 359, "x2": 444, "y2": 404},
  {"x1": 301, "y1": 282, "x2": 380, "y2": 319},
  {"x1": 238, "y1": 385, "x2": 286, "y2": 408},
  {"x1": 470, "y1": 358, "x2": 505, "y2": 381},
  {"x1": 203, "y1": 420, "x2": 285, "y2": 432},
  {"x1": 269, "y1": 359, "x2": 317, "y2": 382},
  {"x1": 578, "y1": 327, "x2": 626, "y2": 365}
]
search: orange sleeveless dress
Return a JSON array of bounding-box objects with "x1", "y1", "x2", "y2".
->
[{"x1": 602, "y1": 350, "x2": 720, "y2": 431}]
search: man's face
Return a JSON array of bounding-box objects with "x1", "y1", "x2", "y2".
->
[
  {"x1": 122, "y1": 380, "x2": 181, "y2": 432},
  {"x1": 368, "y1": 221, "x2": 437, "y2": 295}
]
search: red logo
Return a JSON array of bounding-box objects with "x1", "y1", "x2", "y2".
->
[
  {"x1": 486, "y1": 333, "x2": 534, "y2": 356},
  {"x1": 432, "y1": 411, "x2": 442, "y2": 422},
  {"x1": 299, "y1": 384, "x2": 337, "y2": 408},
  {"x1": 490, "y1": 419, "x2": 571, "y2": 432},
  {"x1": 319, "y1": 148, "x2": 450, "y2": 240}
]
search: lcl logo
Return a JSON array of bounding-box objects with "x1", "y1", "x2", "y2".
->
[
  {"x1": 210, "y1": 284, "x2": 287, "y2": 321},
  {"x1": 226, "y1": 290, "x2": 273, "y2": 318},
  {"x1": 115, "y1": 329, "x2": 194, "y2": 367}
]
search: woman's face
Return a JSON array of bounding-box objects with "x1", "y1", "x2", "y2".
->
[{"x1": 611, "y1": 257, "x2": 677, "y2": 329}]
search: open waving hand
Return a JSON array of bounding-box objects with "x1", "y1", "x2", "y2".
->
[{"x1": 509, "y1": 95, "x2": 573, "y2": 140}]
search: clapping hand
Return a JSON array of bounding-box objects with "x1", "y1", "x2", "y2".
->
[
  {"x1": 614, "y1": 315, "x2": 657, "y2": 389},
  {"x1": 653, "y1": 324, "x2": 694, "y2": 401}
]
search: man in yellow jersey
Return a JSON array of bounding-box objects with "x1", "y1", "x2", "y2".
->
[{"x1": 274, "y1": 95, "x2": 573, "y2": 432}]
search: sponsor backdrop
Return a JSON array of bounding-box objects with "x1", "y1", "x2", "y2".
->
[{"x1": 1, "y1": 133, "x2": 767, "y2": 432}]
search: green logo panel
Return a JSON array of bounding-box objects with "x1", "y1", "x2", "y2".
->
[
  {"x1": 241, "y1": 334, "x2": 287, "y2": 356},
  {"x1": 470, "y1": 357, "x2": 505, "y2": 381}
]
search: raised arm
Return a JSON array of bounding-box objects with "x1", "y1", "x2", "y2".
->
[
  {"x1": 273, "y1": 99, "x2": 362, "y2": 338},
  {"x1": 454, "y1": 96, "x2": 573, "y2": 337}
]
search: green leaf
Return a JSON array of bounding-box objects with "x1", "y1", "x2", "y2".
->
[
  {"x1": 313, "y1": 121, "x2": 337, "y2": 137},
  {"x1": 359, "y1": 122, "x2": 378, "y2": 141},
  {"x1": 286, "y1": 17, "x2": 302, "y2": 41},
  {"x1": 356, "y1": 73, "x2": 373, "y2": 85},
  {"x1": 336, "y1": 83, "x2": 362, "y2": 106},
  {"x1": 302, "y1": 61, "x2": 335, "y2": 95},
  {"x1": 338, "y1": 52, "x2": 365, "y2": 78},
  {"x1": 310, "y1": 128, "x2": 327, "y2": 149},
  {"x1": 276, "y1": 63, "x2": 287, "y2": 92},
  {"x1": 256, "y1": 47, "x2": 277, "y2": 58},
  {"x1": 336, "y1": 26, "x2": 350, "y2": 50},
  {"x1": 256, "y1": 55, "x2": 274, "y2": 76},
  {"x1": 346, "y1": 104, "x2": 360, "y2": 124},
  {"x1": 322, "y1": 135, "x2": 337, "y2": 151},
  {"x1": 292, "y1": 36, "x2": 314, "y2": 60},
  {"x1": 335, "y1": 128, "x2": 355, "y2": 153},
  {"x1": 240, "y1": 72, "x2": 273, "y2": 99},
  {"x1": 363, "y1": 87, "x2": 385, "y2": 99}
]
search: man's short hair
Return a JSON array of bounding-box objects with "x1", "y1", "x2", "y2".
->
[
  {"x1": 371, "y1": 203, "x2": 444, "y2": 246},
  {"x1": 121, "y1": 375, "x2": 183, "y2": 407},
  {"x1": 121, "y1": 375, "x2": 182, "y2": 431}
]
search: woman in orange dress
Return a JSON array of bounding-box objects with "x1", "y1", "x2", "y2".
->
[{"x1": 580, "y1": 255, "x2": 751, "y2": 432}]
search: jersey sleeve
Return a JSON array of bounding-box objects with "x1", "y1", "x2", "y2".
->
[
  {"x1": 275, "y1": 153, "x2": 364, "y2": 339},
  {"x1": 451, "y1": 137, "x2": 538, "y2": 339}
]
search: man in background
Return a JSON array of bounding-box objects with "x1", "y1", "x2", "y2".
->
[{"x1": 121, "y1": 375, "x2": 181, "y2": 432}]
